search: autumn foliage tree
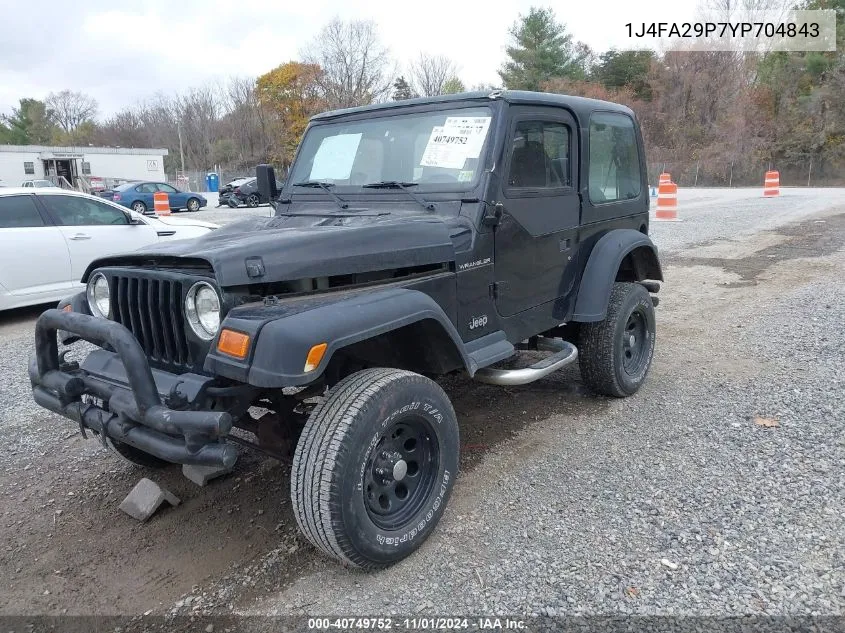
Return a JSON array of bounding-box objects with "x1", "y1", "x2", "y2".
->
[{"x1": 256, "y1": 61, "x2": 326, "y2": 167}]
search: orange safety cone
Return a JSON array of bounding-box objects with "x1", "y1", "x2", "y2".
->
[
  {"x1": 763, "y1": 170, "x2": 780, "y2": 197},
  {"x1": 153, "y1": 191, "x2": 171, "y2": 215},
  {"x1": 659, "y1": 172, "x2": 672, "y2": 185},
  {"x1": 654, "y1": 181, "x2": 680, "y2": 221}
]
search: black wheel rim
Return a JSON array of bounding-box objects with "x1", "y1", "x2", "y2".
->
[
  {"x1": 363, "y1": 416, "x2": 439, "y2": 530},
  {"x1": 622, "y1": 308, "x2": 649, "y2": 375}
]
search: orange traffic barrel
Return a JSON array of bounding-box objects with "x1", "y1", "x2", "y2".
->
[
  {"x1": 153, "y1": 191, "x2": 171, "y2": 215},
  {"x1": 654, "y1": 181, "x2": 679, "y2": 221},
  {"x1": 659, "y1": 172, "x2": 672, "y2": 185},
  {"x1": 763, "y1": 170, "x2": 780, "y2": 197}
]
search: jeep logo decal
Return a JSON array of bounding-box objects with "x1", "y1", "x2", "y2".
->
[{"x1": 469, "y1": 314, "x2": 488, "y2": 330}]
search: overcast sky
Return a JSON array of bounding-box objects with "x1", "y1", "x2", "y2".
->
[{"x1": 0, "y1": 0, "x2": 701, "y2": 118}]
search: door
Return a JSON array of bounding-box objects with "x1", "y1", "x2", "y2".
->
[
  {"x1": 0, "y1": 194, "x2": 73, "y2": 300},
  {"x1": 156, "y1": 183, "x2": 186, "y2": 209},
  {"x1": 36, "y1": 193, "x2": 159, "y2": 283},
  {"x1": 131, "y1": 183, "x2": 157, "y2": 209},
  {"x1": 493, "y1": 107, "x2": 580, "y2": 317}
]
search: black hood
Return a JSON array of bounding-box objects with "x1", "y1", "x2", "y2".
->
[{"x1": 87, "y1": 212, "x2": 458, "y2": 287}]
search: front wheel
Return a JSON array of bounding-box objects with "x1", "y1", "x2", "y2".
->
[
  {"x1": 578, "y1": 282, "x2": 656, "y2": 397},
  {"x1": 186, "y1": 197, "x2": 201, "y2": 212},
  {"x1": 291, "y1": 368, "x2": 459, "y2": 569}
]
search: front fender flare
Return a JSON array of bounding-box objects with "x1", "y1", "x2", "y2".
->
[
  {"x1": 572, "y1": 229, "x2": 663, "y2": 322},
  {"x1": 204, "y1": 288, "x2": 471, "y2": 388}
]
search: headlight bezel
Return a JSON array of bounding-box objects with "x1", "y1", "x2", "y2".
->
[
  {"x1": 184, "y1": 280, "x2": 221, "y2": 341},
  {"x1": 86, "y1": 272, "x2": 111, "y2": 318}
]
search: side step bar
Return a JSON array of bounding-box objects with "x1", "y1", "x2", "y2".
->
[{"x1": 473, "y1": 338, "x2": 578, "y2": 386}]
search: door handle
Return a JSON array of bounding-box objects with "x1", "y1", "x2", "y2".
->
[{"x1": 69, "y1": 233, "x2": 91, "y2": 241}]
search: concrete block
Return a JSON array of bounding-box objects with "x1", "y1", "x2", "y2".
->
[
  {"x1": 119, "y1": 477, "x2": 181, "y2": 522},
  {"x1": 182, "y1": 463, "x2": 233, "y2": 487}
]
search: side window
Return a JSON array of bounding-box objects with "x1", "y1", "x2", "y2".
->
[
  {"x1": 506, "y1": 121, "x2": 571, "y2": 189},
  {"x1": 40, "y1": 195, "x2": 129, "y2": 226},
  {"x1": 136, "y1": 183, "x2": 157, "y2": 193},
  {"x1": 0, "y1": 195, "x2": 45, "y2": 228},
  {"x1": 157, "y1": 183, "x2": 178, "y2": 194},
  {"x1": 588, "y1": 113, "x2": 641, "y2": 204}
]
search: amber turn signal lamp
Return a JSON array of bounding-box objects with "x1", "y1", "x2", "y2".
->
[
  {"x1": 304, "y1": 343, "x2": 328, "y2": 372},
  {"x1": 217, "y1": 329, "x2": 250, "y2": 359}
]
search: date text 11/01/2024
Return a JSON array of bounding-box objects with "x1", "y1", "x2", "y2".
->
[
  {"x1": 307, "y1": 617, "x2": 527, "y2": 630},
  {"x1": 625, "y1": 21, "x2": 821, "y2": 38}
]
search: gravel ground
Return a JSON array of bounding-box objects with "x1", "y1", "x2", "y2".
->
[
  {"x1": 248, "y1": 210, "x2": 845, "y2": 620},
  {"x1": 0, "y1": 188, "x2": 843, "y2": 628}
]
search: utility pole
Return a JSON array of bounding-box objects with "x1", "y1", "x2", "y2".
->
[{"x1": 177, "y1": 120, "x2": 185, "y2": 176}]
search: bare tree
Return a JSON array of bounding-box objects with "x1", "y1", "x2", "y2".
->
[
  {"x1": 302, "y1": 18, "x2": 394, "y2": 109},
  {"x1": 45, "y1": 90, "x2": 98, "y2": 133},
  {"x1": 409, "y1": 53, "x2": 460, "y2": 96}
]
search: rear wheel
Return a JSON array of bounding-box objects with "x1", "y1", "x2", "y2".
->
[
  {"x1": 578, "y1": 282, "x2": 656, "y2": 397},
  {"x1": 291, "y1": 368, "x2": 459, "y2": 568},
  {"x1": 131, "y1": 201, "x2": 147, "y2": 214},
  {"x1": 246, "y1": 193, "x2": 260, "y2": 208}
]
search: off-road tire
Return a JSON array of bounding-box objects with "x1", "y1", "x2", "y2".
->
[
  {"x1": 579, "y1": 282, "x2": 656, "y2": 397},
  {"x1": 291, "y1": 368, "x2": 459, "y2": 569},
  {"x1": 106, "y1": 437, "x2": 170, "y2": 468}
]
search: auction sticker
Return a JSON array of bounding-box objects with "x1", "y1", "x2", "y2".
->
[{"x1": 420, "y1": 116, "x2": 491, "y2": 169}]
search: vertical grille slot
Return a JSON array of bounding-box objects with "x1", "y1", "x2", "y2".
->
[{"x1": 108, "y1": 273, "x2": 192, "y2": 370}]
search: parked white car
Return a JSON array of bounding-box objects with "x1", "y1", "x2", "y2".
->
[
  {"x1": 0, "y1": 188, "x2": 218, "y2": 311},
  {"x1": 21, "y1": 179, "x2": 58, "y2": 188}
]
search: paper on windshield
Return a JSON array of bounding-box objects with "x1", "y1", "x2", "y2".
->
[
  {"x1": 310, "y1": 133, "x2": 362, "y2": 180},
  {"x1": 419, "y1": 116, "x2": 491, "y2": 169}
]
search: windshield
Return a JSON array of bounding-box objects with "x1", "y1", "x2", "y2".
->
[{"x1": 289, "y1": 106, "x2": 493, "y2": 191}]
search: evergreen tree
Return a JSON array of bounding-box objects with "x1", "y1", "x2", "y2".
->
[
  {"x1": 392, "y1": 76, "x2": 417, "y2": 101},
  {"x1": 498, "y1": 7, "x2": 586, "y2": 90}
]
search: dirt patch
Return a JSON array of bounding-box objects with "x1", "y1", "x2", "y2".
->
[
  {"x1": 671, "y1": 212, "x2": 845, "y2": 287},
  {"x1": 0, "y1": 357, "x2": 608, "y2": 617}
]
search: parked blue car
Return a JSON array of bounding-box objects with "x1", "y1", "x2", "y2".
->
[{"x1": 110, "y1": 181, "x2": 207, "y2": 215}]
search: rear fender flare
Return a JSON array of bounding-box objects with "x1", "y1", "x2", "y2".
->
[{"x1": 572, "y1": 229, "x2": 663, "y2": 322}]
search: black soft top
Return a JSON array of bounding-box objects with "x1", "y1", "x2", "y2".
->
[{"x1": 310, "y1": 90, "x2": 635, "y2": 125}]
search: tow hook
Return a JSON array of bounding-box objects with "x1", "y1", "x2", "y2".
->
[{"x1": 164, "y1": 380, "x2": 188, "y2": 410}]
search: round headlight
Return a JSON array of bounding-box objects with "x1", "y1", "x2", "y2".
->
[
  {"x1": 86, "y1": 273, "x2": 110, "y2": 318},
  {"x1": 185, "y1": 281, "x2": 220, "y2": 341}
]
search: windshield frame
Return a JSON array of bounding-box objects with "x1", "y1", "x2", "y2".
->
[{"x1": 283, "y1": 100, "x2": 501, "y2": 201}]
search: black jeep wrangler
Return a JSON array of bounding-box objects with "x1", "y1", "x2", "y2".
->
[{"x1": 30, "y1": 90, "x2": 662, "y2": 569}]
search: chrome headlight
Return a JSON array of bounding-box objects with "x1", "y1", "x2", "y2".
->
[
  {"x1": 86, "y1": 273, "x2": 110, "y2": 318},
  {"x1": 184, "y1": 281, "x2": 220, "y2": 341}
]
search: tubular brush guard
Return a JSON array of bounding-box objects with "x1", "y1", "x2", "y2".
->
[{"x1": 29, "y1": 309, "x2": 237, "y2": 468}]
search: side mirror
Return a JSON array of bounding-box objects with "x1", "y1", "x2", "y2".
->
[
  {"x1": 125, "y1": 211, "x2": 141, "y2": 225},
  {"x1": 256, "y1": 164, "x2": 279, "y2": 202}
]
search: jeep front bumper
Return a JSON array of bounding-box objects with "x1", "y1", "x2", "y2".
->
[{"x1": 29, "y1": 309, "x2": 238, "y2": 468}]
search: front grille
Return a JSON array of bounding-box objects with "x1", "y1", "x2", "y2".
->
[{"x1": 110, "y1": 275, "x2": 192, "y2": 368}]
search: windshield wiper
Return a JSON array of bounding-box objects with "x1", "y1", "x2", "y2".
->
[
  {"x1": 291, "y1": 180, "x2": 349, "y2": 210},
  {"x1": 362, "y1": 181, "x2": 436, "y2": 211}
]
